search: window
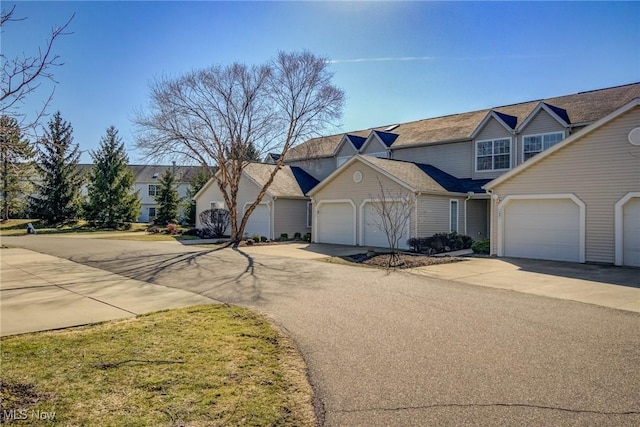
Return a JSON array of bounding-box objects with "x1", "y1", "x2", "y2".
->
[
  {"x1": 148, "y1": 184, "x2": 159, "y2": 196},
  {"x1": 148, "y1": 207, "x2": 156, "y2": 219},
  {"x1": 306, "y1": 202, "x2": 312, "y2": 228},
  {"x1": 476, "y1": 138, "x2": 511, "y2": 171},
  {"x1": 523, "y1": 132, "x2": 564, "y2": 161},
  {"x1": 450, "y1": 200, "x2": 458, "y2": 233}
]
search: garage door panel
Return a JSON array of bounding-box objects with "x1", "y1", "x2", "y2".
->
[
  {"x1": 244, "y1": 204, "x2": 269, "y2": 238},
  {"x1": 362, "y1": 202, "x2": 410, "y2": 249},
  {"x1": 317, "y1": 202, "x2": 355, "y2": 245},
  {"x1": 623, "y1": 198, "x2": 640, "y2": 267},
  {"x1": 504, "y1": 198, "x2": 580, "y2": 262}
]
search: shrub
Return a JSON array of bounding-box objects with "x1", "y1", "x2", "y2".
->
[
  {"x1": 294, "y1": 232, "x2": 302, "y2": 240},
  {"x1": 183, "y1": 228, "x2": 199, "y2": 236},
  {"x1": 166, "y1": 223, "x2": 178, "y2": 235},
  {"x1": 303, "y1": 233, "x2": 311, "y2": 242},
  {"x1": 246, "y1": 239, "x2": 254, "y2": 245},
  {"x1": 199, "y1": 208, "x2": 230, "y2": 237},
  {"x1": 471, "y1": 239, "x2": 490, "y2": 254},
  {"x1": 280, "y1": 233, "x2": 288, "y2": 241},
  {"x1": 252, "y1": 235, "x2": 260, "y2": 243},
  {"x1": 407, "y1": 232, "x2": 474, "y2": 254},
  {"x1": 260, "y1": 236, "x2": 268, "y2": 242}
]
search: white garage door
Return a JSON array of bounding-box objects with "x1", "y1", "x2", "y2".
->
[
  {"x1": 623, "y1": 197, "x2": 640, "y2": 267},
  {"x1": 362, "y1": 202, "x2": 410, "y2": 249},
  {"x1": 504, "y1": 198, "x2": 580, "y2": 262},
  {"x1": 317, "y1": 202, "x2": 355, "y2": 245},
  {"x1": 244, "y1": 204, "x2": 270, "y2": 238}
]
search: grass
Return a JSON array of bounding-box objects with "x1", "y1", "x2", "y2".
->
[
  {"x1": 0, "y1": 305, "x2": 315, "y2": 426},
  {"x1": 0, "y1": 219, "x2": 148, "y2": 237}
]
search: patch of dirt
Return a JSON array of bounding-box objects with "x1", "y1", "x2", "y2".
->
[
  {"x1": 347, "y1": 253, "x2": 466, "y2": 269},
  {"x1": 0, "y1": 380, "x2": 53, "y2": 421}
]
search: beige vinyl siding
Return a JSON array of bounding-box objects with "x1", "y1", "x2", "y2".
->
[
  {"x1": 392, "y1": 141, "x2": 472, "y2": 178},
  {"x1": 472, "y1": 117, "x2": 514, "y2": 180},
  {"x1": 313, "y1": 160, "x2": 415, "y2": 245},
  {"x1": 416, "y1": 195, "x2": 465, "y2": 237},
  {"x1": 466, "y1": 199, "x2": 489, "y2": 240},
  {"x1": 274, "y1": 199, "x2": 309, "y2": 238},
  {"x1": 286, "y1": 157, "x2": 336, "y2": 181},
  {"x1": 195, "y1": 175, "x2": 274, "y2": 234},
  {"x1": 517, "y1": 109, "x2": 567, "y2": 166},
  {"x1": 360, "y1": 138, "x2": 388, "y2": 156},
  {"x1": 490, "y1": 106, "x2": 640, "y2": 263}
]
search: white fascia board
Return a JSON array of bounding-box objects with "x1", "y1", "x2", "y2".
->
[
  {"x1": 518, "y1": 102, "x2": 569, "y2": 132},
  {"x1": 470, "y1": 110, "x2": 515, "y2": 139}
]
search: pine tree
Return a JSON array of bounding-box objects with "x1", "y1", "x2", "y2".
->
[
  {"x1": 0, "y1": 115, "x2": 34, "y2": 220},
  {"x1": 184, "y1": 166, "x2": 213, "y2": 225},
  {"x1": 30, "y1": 112, "x2": 83, "y2": 224},
  {"x1": 155, "y1": 168, "x2": 179, "y2": 225},
  {"x1": 85, "y1": 126, "x2": 140, "y2": 228}
]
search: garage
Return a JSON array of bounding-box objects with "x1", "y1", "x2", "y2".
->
[
  {"x1": 361, "y1": 202, "x2": 410, "y2": 249},
  {"x1": 622, "y1": 197, "x2": 640, "y2": 267},
  {"x1": 316, "y1": 202, "x2": 355, "y2": 245},
  {"x1": 244, "y1": 204, "x2": 270, "y2": 239},
  {"x1": 502, "y1": 198, "x2": 582, "y2": 262}
]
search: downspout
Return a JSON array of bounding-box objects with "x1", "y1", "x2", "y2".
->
[{"x1": 271, "y1": 196, "x2": 277, "y2": 241}]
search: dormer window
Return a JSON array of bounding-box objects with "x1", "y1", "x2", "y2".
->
[
  {"x1": 476, "y1": 138, "x2": 511, "y2": 171},
  {"x1": 523, "y1": 132, "x2": 564, "y2": 161}
]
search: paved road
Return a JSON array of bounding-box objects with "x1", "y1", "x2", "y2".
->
[{"x1": 3, "y1": 235, "x2": 640, "y2": 426}]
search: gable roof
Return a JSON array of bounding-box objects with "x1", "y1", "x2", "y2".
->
[
  {"x1": 195, "y1": 163, "x2": 319, "y2": 201},
  {"x1": 309, "y1": 155, "x2": 489, "y2": 196},
  {"x1": 286, "y1": 82, "x2": 640, "y2": 160},
  {"x1": 485, "y1": 98, "x2": 640, "y2": 189}
]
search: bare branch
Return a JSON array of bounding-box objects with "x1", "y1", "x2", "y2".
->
[{"x1": 134, "y1": 51, "x2": 344, "y2": 241}]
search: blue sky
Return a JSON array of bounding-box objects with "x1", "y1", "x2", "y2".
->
[{"x1": 4, "y1": 1, "x2": 639, "y2": 164}]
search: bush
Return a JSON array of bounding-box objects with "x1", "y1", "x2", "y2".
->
[
  {"x1": 303, "y1": 233, "x2": 311, "y2": 242},
  {"x1": 294, "y1": 232, "x2": 302, "y2": 240},
  {"x1": 260, "y1": 236, "x2": 268, "y2": 242},
  {"x1": 471, "y1": 239, "x2": 490, "y2": 254},
  {"x1": 166, "y1": 223, "x2": 178, "y2": 235},
  {"x1": 280, "y1": 233, "x2": 288, "y2": 241},
  {"x1": 252, "y1": 235, "x2": 261, "y2": 243},
  {"x1": 407, "y1": 232, "x2": 474, "y2": 254}
]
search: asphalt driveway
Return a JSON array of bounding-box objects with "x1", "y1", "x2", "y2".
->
[{"x1": 2, "y1": 235, "x2": 639, "y2": 426}]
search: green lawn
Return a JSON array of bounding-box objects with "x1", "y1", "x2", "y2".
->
[
  {"x1": 0, "y1": 305, "x2": 315, "y2": 426},
  {"x1": 0, "y1": 219, "x2": 148, "y2": 236}
]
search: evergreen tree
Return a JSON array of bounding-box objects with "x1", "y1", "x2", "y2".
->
[
  {"x1": 184, "y1": 166, "x2": 213, "y2": 225},
  {"x1": 85, "y1": 126, "x2": 140, "y2": 228},
  {"x1": 0, "y1": 115, "x2": 34, "y2": 220},
  {"x1": 155, "y1": 168, "x2": 179, "y2": 225},
  {"x1": 30, "y1": 112, "x2": 83, "y2": 224}
]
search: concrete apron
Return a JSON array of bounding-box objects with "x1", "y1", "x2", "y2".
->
[{"x1": 0, "y1": 248, "x2": 214, "y2": 336}]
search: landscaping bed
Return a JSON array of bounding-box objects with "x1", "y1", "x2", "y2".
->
[{"x1": 337, "y1": 252, "x2": 466, "y2": 269}]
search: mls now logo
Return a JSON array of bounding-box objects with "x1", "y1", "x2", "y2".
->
[{"x1": 3, "y1": 409, "x2": 28, "y2": 420}]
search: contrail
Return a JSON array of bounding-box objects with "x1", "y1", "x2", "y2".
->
[{"x1": 327, "y1": 56, "x2": 435, "y2": 64}]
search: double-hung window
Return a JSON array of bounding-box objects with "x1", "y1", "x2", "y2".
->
[
  {"x1": 148, "y1": 184, "x2": 159, "y2": 197},
  {"x1": 476, "y1": 138, "x2": 511, "y2": 171},
  {"x1": 523, "y1": 132, "x2": 564, "y2": 161}
]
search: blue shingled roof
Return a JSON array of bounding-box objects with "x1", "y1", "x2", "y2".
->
[
  {"x1": 543, "y1": 102, "x2": 571, "y2": 124},
  {"x1": 414, "y1": 163, "x2": 489, "y2": 193},
  {"x1": 290, "y1": 166, "x2": 320, "y2": 195},
  {"x1": 372, "y1": 130, "x2": 398, "y2": 147},
  {"x1": 493, "y1": 111, "x2": 518, "y2": 129},
  {"x1": 346, "y1": 134, "x2": 367, "y2": 150}
]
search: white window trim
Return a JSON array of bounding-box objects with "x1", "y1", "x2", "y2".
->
[
  {"x1": 614, "y1": 192, "x2": 640, "y2": 266},
  {"x1": 475, "y1": 137, "x2": 512, "y2": 173},
  {"x1": 449, "y1": 199, "x2": 459, "y2": 233},
  {"x1": 148, "y1": 184, "x2": 159, "y2": 196},
  {"x1": 306, "y1": 201, "x2": 312, "y2": 228},
  {"x1": 496, "y1": 194, "x2": 586, "y2": 263},
  {"x1": 522, "y1": 131, "x2": 565, "y2": 163}
]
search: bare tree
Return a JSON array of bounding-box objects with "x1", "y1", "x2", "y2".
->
[
  {"x1": 367, "y1": 179, "x2": 415, "y2": 268},
  {"x1": 1, "y1": 5, "x2": 74, "y2": 135},
  {"x1": 134, "y1": 51, "x2": 344, "y2": 242}
]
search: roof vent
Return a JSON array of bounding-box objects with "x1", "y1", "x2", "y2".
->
[
  {"x1": 628, "y1": 127, "x2": 640, "y2": 146},
  {"x1": 385, "y1": 124, "x2": 399, "y2": 132},
  {"x1": 152, "y1": 172, "x2": 159, "y2": 179}
]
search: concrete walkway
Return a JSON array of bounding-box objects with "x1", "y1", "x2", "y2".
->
[{"x1": 0, "y1": 248, "x2": 215, "y2": 336}]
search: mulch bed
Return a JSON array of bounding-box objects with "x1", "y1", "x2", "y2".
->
[{"x1": 346, "y1": 252, "x2": 466, "y2": 269}]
